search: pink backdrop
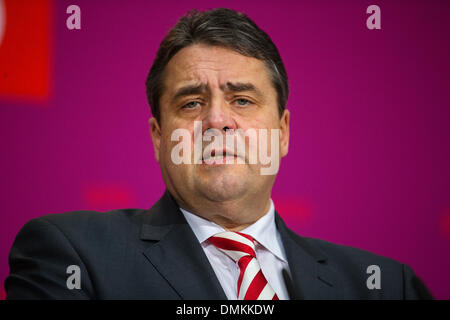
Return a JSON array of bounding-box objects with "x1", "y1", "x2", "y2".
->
[{"x1": 0, "y1": 0, "x2": 449, "y2": 299}]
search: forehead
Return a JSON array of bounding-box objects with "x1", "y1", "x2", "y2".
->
[{"x1": 162, "y1": 44, "x2": 273, "y2": 92}]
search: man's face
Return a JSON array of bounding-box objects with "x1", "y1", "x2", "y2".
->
[{"x1": 149, "y1": 44, "x2": 289, "y2": 216}]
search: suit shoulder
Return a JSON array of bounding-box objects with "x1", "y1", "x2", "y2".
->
[
  {"x1": 19, "y1": 208, "x2": 150, "y2": 246},
  {"x1": 36, "y1": 208, "x2": 149, "y2": 227},
  {"x1": 296, "y1": 233, "x2": 433, "y2": 299},
  {"x1": 301, "y1": 235, "x2": 403, "y2": 267}
]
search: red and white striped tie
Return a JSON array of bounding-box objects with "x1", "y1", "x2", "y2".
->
[{"x1": 209, "y1": 231, "x2": 279, "y2": 300}]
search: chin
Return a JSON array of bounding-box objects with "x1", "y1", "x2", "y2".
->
[{"x1": 195, "y1": 171, "x2": 249, "y2": 202}]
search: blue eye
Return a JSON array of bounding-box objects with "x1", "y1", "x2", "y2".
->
[
  {"x1": 235, "y1": 99, "x2": 250, "y2": 106},
  {"x1": 183, "y1": 101, "x2": 200, "y2": 109}
]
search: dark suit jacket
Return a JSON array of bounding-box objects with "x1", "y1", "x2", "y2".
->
[{"x1": 5, "y1": 190, "x2": 433, "y2": 299}]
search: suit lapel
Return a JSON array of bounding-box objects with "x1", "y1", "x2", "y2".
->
[
  {"x1": 275, "y1": 213, "x2": 342, "y2": 299},
  {"x1": 140, "y1": 191, "x2": 227, "y2": 300},
  {"x1": 140, "y1": 190, "x2": 341, "y2": 300}
]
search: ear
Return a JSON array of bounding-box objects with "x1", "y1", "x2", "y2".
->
[
  {"x1": 279, "y1": 109, "x2": 290, "y2": 158},
  {"x1": 149, "y1": 117, "x2": 161, "y2": 162}
]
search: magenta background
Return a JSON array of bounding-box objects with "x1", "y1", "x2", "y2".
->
[{"x1": 1, "y1": 0, "x2": 449, "y2": 299}]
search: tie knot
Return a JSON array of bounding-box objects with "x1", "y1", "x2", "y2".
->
[{"x1": 209, "y1": 231, "x2": 256, "y2": 262}]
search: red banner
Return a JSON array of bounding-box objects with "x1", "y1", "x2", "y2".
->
[{"x1": 0, "y1": 0, "x2": 50, "y2": 100}]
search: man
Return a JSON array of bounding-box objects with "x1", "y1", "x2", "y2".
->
[{"x1": 5, "y1": 8, "x2": 432, "y2": 299}]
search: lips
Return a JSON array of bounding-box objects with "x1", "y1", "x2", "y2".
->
[{"x1": 202, "y1": 148, "x2": 238, "y2": 164}]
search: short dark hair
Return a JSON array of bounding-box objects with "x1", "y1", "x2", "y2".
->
[{"x1": 146, "y1": 8, "x2": 289, "y2": 122}]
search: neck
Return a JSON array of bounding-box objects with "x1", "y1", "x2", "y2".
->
[{"x1": 173, "y1": 189, "x2": 272, "y2": 232}]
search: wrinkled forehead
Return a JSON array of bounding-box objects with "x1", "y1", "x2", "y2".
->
[{"x1": 161, "y1": 44, "x2": 273, "y2": 97}]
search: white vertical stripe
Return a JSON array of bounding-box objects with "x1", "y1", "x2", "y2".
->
[
  {"x1": 256, "y1": 283, "x2": 276, "y2": 300},
  {"x1": 0, "y1": 0, "x2": 5, "y2": 46},
  {"x1": 238, "y1": 257, "x2": 260, "y2": 300}
]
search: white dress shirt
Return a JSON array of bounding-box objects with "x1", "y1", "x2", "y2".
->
[{"x1": 180, "y1": 199, "x2": 291, "y2": 300}]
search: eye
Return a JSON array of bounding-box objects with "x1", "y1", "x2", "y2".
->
[
  {"x1": 235, "y1": 98, "x2": 251, "y2": 106},
  {"x1": 182, "y1": 101, "x2": 201, "y2": 109}
]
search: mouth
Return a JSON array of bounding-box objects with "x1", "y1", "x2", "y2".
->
[{"x1": 202, "y1": 149, "x2": 238, "y2": 165}]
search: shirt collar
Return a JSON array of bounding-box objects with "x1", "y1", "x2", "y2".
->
[{"x1": 179, "y1": 199, "x2": 287, "y2": 262}]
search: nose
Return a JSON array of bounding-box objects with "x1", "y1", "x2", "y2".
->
[{"x1": 202, "y1": 98, "x2": 236, "y2": 134}]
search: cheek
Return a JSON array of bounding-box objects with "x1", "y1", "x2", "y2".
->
[
  {"x1": 159, "y1": 137, "x2": 171, "y2": 163},
  {"x1": 238, "y1": 117, "x2": 266, "y2": 131},
  {"x1": 159, "y1": 124, "x2": 196, "y2": 163},
  {"x1": 238, "y1": 113, "x2": 279, "y2": 131}
]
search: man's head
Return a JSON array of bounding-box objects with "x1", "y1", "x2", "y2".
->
[
  {"x1": 146, "y1": 8, "x2": 290, "y2": 229},
  {"x1": 146, "y1": 8, "x2": 289, "y2": 123}
]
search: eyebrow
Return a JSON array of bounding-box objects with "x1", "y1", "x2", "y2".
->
[
  {"x1": 172, "y1": 84, "x2": 208, "y2": 101},
  {"x1": 221, "y1": 82, "x2": 264, "y2": 100},
  {"x1": 171, "y1": 81, "x2": 264, "y2": 102}
]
